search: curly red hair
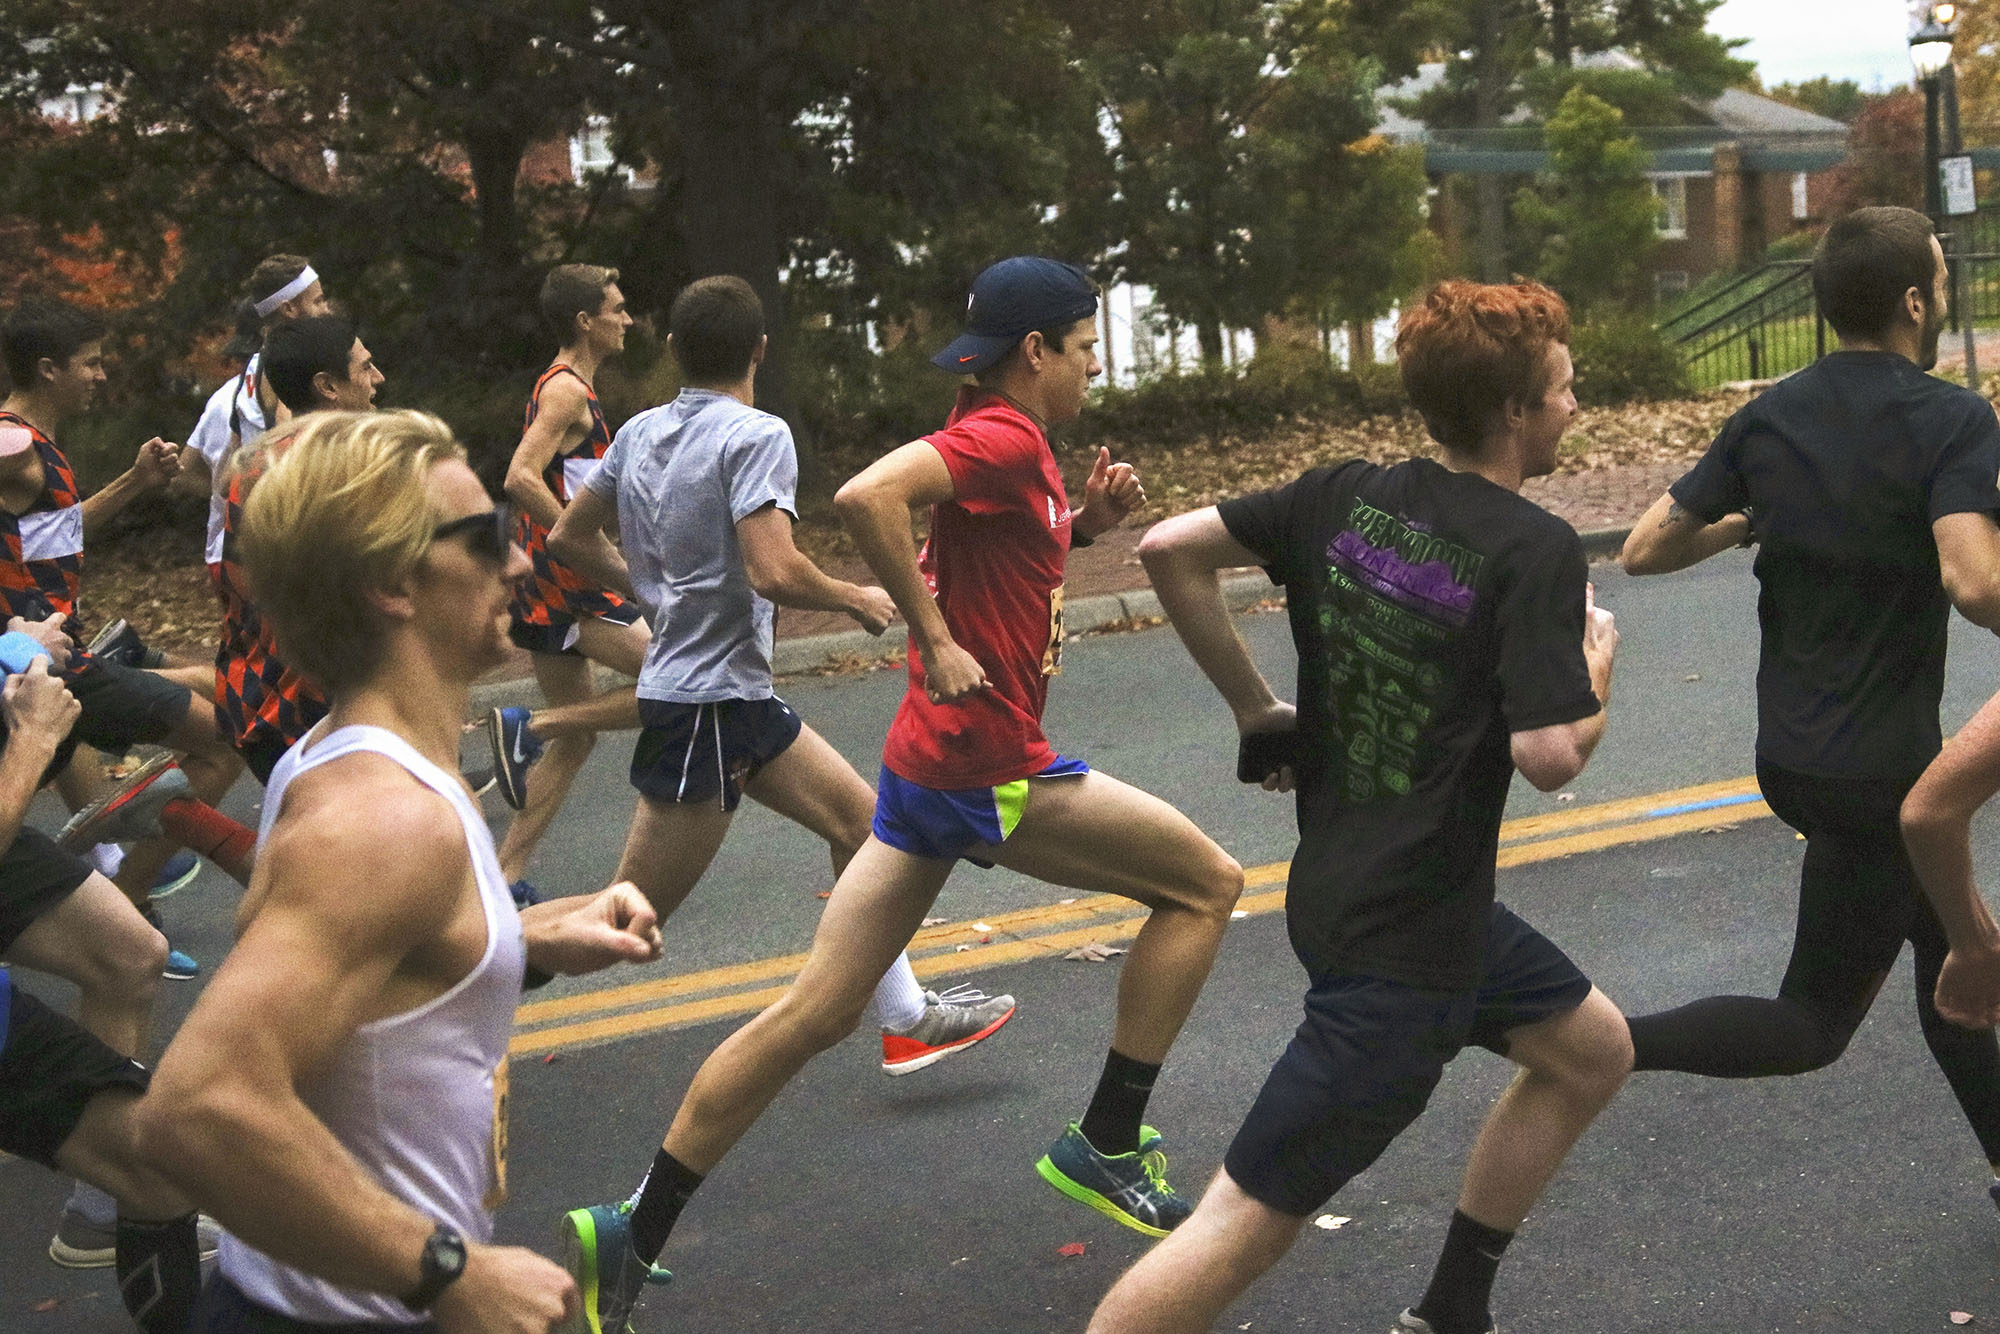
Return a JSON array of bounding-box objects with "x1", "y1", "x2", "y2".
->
[{"x1": 1395, "y1": 280, "x2": 1571, "y2": 452}]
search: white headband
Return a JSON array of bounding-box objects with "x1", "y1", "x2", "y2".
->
[{"x1": 253, "y1": 265, "x2": 318, "y2": 318}]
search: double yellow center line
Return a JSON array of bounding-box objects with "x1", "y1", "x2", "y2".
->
[{"x1": 510, "y1": 775, "x2": 1770, "y2": 1057}]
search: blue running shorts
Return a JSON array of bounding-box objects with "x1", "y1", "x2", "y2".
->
[{"x1": 872, "y1": 756, "x2": 1090, "y2": 863}]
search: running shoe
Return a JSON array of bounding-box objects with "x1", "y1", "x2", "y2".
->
[
  {"x1": 510, "y1": 879, "x2": 542, "y2": 909},
  {"x1": 558, "y1": 1200, "x2": 672, "y2": 1334},
  {"x1": 49, "y1": 1209, "x2": 221, "y2": 1269},
  {"x1": 880, "y1": 985, "x2": 1017, "y2": 1075},
  {"x1": 139, "y1": 902, "x2": 198, "y2": 980},
  {"x1": 57, "y1": 754, "x2": 186, "y2": 853},
  {"x1": 487, "y1": 706, "x2": 542, "y2": 811},
  {"x1": 84, "y1": 618, "x2": 156, "y2": 669},
  {"x1": 1035, "y1": 1121, "x2": 1191, "y2": 1237},
  {"x1": 1988, "y1": 1177, "x2": 2000, "y2": 1213},
  {"x1": 1392, "y1": 1309, "x2": 1497, "y2": 1334},
  {"x1": 148, "y1": 849, "x2": 200, "y2": 899}
]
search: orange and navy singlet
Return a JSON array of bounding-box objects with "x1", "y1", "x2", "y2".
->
[
  {"x1": 212, "y1": 443, "x2": 327, "y2": 767},
  {"x1": 506, "y1": 365, "x2": 627, "y2": 647},
  {"x1": 0, "y1": 412, "x2": 87, "y2": 635}
]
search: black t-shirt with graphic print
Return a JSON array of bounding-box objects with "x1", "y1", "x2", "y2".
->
[
  {"x1": 1219, "y1": 458, "x2": 1600, "y2": 989},
  {"x1": 1670, "y1": 351, "x2": 2000, "y2": 786}
]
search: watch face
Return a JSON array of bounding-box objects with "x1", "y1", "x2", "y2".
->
[{"x1": 435, "y1": 1230, "x2": 467, "y2": 1274}]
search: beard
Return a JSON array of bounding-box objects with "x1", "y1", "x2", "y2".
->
[{"x1": 1919, "y1": 306, "x2": 1945, "y2": 371}]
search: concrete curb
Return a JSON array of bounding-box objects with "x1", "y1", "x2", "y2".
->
[{"x1": 467, "y1": 522, "x2": 1635, "y2": 712}]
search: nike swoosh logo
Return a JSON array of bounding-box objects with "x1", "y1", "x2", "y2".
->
[
  {"x1": 957, "y1": 354, "x2": 979, "y2": 363},
  {"x1": 512, "y1": 734, "x2": 532, "y2": 764}
]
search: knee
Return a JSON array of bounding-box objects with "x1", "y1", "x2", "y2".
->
[
  {"x1": 1179, "y1": 848, "x2": 1244, "y2": 921},
  {"x1": 85, "y1": 921, "x2": 166, "y2": 1008},
  {"x1": 773, "y1": 988, "x2": 870, "y2": 1055},
  {"x1": 1565, "y1": 1024, "x2": 1634, "y2": 1107}
]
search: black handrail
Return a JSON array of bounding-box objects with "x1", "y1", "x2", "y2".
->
[
  {"x1": 1670, "y1": 265, "x2": 1815, "y2": 347},
  {"x1": 1659, "y1": 260, "x2": 1812, "y2": 338}
]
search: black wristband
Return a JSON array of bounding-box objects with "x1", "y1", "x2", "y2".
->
[{"x1": 1069, "y1": 529, "x2": 1095, "y2": 549}]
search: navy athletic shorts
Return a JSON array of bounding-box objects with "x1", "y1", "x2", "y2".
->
[
  {"x1": 0, "y1": 973, "x2": 150, "y2": 1168},
  {"x1": 630, "y1": 696, "x2": 802, "y2": 812}
]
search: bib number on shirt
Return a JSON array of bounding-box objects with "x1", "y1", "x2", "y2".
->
[
  {"x1": 484, "y1": 1055, "x2": 510, "y2": 1211},
  {"x1": 1042, "y1": 584, "x2": 1065, "y2": 678}
]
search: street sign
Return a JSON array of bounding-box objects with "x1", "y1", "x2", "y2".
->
[{"x1": 1942, "y1": 154, "x2": 1978, "y2": 217}]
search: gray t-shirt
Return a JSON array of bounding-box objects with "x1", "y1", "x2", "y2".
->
[{"x1": 589, "y1": 389, "x2": 797, "y2": 703}]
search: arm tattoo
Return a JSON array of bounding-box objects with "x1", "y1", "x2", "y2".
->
[{"x1": 1657, "y1": 501, "x2": 1692, "y2": 530}]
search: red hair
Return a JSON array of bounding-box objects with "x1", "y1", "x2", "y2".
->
[{"x1": 1395, "y1": 280, "x2": 1571, "y2": 452}]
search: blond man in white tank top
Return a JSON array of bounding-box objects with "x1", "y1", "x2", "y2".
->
[{"x1": 134, "y1": 410, "x2": 663, "y2": 1333}]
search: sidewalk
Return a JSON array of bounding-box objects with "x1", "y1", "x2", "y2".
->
[{"x1": 469, "y1": 457, "x2": 1680, "y2": 710}]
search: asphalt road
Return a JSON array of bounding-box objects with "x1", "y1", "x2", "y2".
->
[{"x1": 9, "y1": 550, "x2": 2000, "y2": 1331}]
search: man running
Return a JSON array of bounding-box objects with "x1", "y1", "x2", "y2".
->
[
  {"x1": 557, "y1": 258, "x2": 1243, "y2": 1333},
  {"x1": 1091, "y1": 278, "x2": 1629, "y2": 1334},
  {"x1": 1620, "y1": 205, "x2": 2000, "y2": 1207},
  {"x1": 543, "y1": 274, "x2": 1011, "y2": 1082},
  {"x1": 134, "y1": 409, "x2": 665, "y2": 1332},
  {"x1": 0, "y1": 654, "x2": 212, "y2": 1330},
  {"x1": 489, "y1": 265, "x2": 648, "y2": 902},
  {"x1": 211, "y1": 313, "x2": 383, "y2": 783}
]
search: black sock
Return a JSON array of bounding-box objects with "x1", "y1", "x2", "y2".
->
[
  {"x1": 1411, "y1": 1210, "x2": 1513, "y2": 1334},
  {"x1": 116, "y1": 1213, "x2": 200, "y2": 1334},
  {"x1": 628, "y1": 1148, "x2": 704, "y2": 1264},
  {"x1": 1076, "y1": 1049, "x2": 1161, "y2": 1157}
]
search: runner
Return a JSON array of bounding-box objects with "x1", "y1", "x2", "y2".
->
[
  {"x1": 132, "y1": 408, "x2": 665, "y2": 1331},
  {"x1": 555, "y1": 258, "x2": 1243, "y2": 1333},
  {"x1": 211, "y1": 313, "x2": 382, "y2": 784},
  {"x1": 1620, "y1": 205, "x2": 2000, "y2": 1204},
  {"x1": 1905, "y1": 687, "x2": 2000, "y2": 1038},
  {"x1": 1090, "y1": 278, "x2": 1629, "y2": 1334},
  {"x1": 490, "y1": 265, "x2": 648, "y2": 901},
  {"x1": 542, "y1": 273, "x2": 1012, "y2": 1082},
  {"x1": 0, "y1": 654, "x2": 212, "y2": 1329},
  {"x1": 0, "y1": 298, "x2": 259, "y2": 973}
]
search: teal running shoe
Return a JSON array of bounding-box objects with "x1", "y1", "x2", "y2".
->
[
  {"x1": 1035, "y1": 1121, "x2": 1191, "y2": 1237},
  {"x1": 558, "y1": 1200, "x2": 671, "y2": 1334},
  {"x1": 149, "y1": 849, "x2": 200, "y2": 899}
]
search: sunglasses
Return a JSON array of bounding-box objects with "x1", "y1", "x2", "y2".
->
[{"x1": 431, "y1": 504, "x2": 514, "y2": 564}]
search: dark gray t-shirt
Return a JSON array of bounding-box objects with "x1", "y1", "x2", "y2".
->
[{"x1": 589, "y1": 389, "x2": 797, "y2": 703}]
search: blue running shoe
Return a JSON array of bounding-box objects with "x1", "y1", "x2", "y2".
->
[
  {"x1": 558, "y1": 1200, "x2": 671, "y2": 1334},
  {"x1": 1035, "y1": 1121, "x2": 1190, "y2": 1237},
  {"x1": 149, "y1": 849, "x2": 200, "y2": 900},
  {"x1": 487, "y1": 707, "x2": 541, "y2": 811}
]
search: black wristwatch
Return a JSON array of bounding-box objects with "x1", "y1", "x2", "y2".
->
[{"x1": 403, "y1": 1222, "x2": 466, "y2": 1312}]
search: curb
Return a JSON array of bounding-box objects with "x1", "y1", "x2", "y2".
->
[{"x1": 467, "y1": 522, "x2": 1635, "y2": 713}]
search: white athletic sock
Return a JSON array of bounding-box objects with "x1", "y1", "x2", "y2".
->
[
  {"x1": 88, "y1": 843, "x2": 124, "y2": 880},
  {"x1": 66, "y1": 1180, "x2": 116, "y2": 1227},
  {"x1": 869, "y1": 954, "x2": 929, "y2": 1031}
]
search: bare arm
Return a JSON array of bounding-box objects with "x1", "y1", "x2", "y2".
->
[
  {"x1": 0, "y1": 660, "x2": 76, "y2": 844},
  {"x1": 503, "y1": 378, "x2": 587, "y2": 534},
  {"x1": 737, "y1": 504, "x2": 896, "y2": 632},
  {"x1": 1138, "y1": 509, "x2": 1290, "y2": 732},
  {"x1": 1509, "y1": 587, "x2": 1619, "y2": 791},
  {"x1": 833, "y1": 441, "x2": 989, "y2": 699},
  {"x1": 1903, "y1": 688, "x2": 2000, "y2": 1027},
  {"x1": 1934, "y1": 511, "x2": 2000, "y2": 633},
  {"x1": 80, "y1": 438, "x2": 182, "y2": 537},
  {"x1": 1620, "y1": 491, "x2": 1751, "y2": 576},
  {"x1": 134, "y1": 763, "x2": 575, "y2": 1328},
  {"x1": 545, "y1": 483, "x2": 634, "y2": 601}
]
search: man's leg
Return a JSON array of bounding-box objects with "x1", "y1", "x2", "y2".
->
[
  {"x1": 497, "y1": 650, "x2": 606, "y2": 886},
  {"x1": 992, "y1": 771, "x2": 1241, "y2": 1161},
  {"x1": 1089, "y1": 1169, "x2": 1302, "y2": 1334},
  {"x1": 9, "y1": 871, "x2": 165, "y2": 1058},
  {"x1": 523, "y1": 609, "x2": 648, "y2": 740},
  {"x1": 1908, "y1": 891, "x2": 2000, "y2": 1172}
]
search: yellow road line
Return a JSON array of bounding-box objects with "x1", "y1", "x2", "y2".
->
[{"x1": 508, "y1": 777, "x2": 1775, "y2": 1056}]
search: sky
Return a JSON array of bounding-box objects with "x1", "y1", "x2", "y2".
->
[{"x1": 1708, "y1": 0, "x2": 1923, "y2": 92}]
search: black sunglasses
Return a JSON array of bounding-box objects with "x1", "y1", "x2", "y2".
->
[{"x1": 431, "y1": 504, "x2": 514, "y2": 564}]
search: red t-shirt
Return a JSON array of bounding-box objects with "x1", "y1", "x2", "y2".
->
[{"x1": 882, "y1": 388, "x2": 1072, "y2": 788}]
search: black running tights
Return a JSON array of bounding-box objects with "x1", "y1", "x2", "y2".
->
[{"x1": 1627, "y1": 760, "x2": 2000, "y2": 1164}]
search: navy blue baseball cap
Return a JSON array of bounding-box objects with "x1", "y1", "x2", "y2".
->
[{"x1": 932, "y1": 257, "x2": 1099, "y2": 374}]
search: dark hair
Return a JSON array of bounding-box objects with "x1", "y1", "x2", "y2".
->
[
  {"x1": 540, "y1": 264, "x2": 621, "y2": 341},
  {"x1": 1812, "y1": 207, "x2": 1938, "y2": 340},
  {"x1": 1, "y1": 299, "x2": 108, "y2": 390},
  {"x1": 264, "y1": 316, "x2": 359, "y2": 415},
  {"x1": 971, "y1": 321, "x2": 1080, "y2": 387},
  {"x1": 669, "y1": 275, "x2": 764, "y2": 382},
  {"x1": 1396, "y1": 279, "x2": 1571, "y2": 452},
  {"x1": 245, "y1": 253, "x2": 315, "y2": 328}
]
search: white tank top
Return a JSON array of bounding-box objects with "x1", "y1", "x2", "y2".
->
[{"x1": 220, "y1": 723, "x2": 525, "y2": 1325}]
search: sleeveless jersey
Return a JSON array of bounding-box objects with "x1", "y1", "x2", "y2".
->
[
  {"x1": 190, "y1": 354, "x2": 267, "y2": 570},
  {"x1": 0, "y1": 413, "x2": 87, "y2": 635},
  {"x1": 211, "y1": 438, "x2": 327, "y2": 758},
  {"x1": 507, "y1": 364, "x2": 626, "y2": 633},
  {"x1": 219, "y1": 723, "x2": 524, "y2": 1324}
]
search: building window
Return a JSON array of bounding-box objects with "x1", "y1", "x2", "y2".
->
[
  {"x1": 1652, "y1": 177, "x2": 1688, "y2": 239},
  {"x1": 568, "y1": 115, "x2": 633, "y2": 184},
  {"x1": 1655, "y1": 270, "x2": 1692, "y2": 305},
  {"x1": 1792, "y1": 171, "x2": 1811, "y2": 221}
]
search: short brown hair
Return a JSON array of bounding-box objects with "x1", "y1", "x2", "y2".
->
[
  {"x1": 244, "y1": 254, "x2": 314, "y2": 327},
  {"x1": 668, "y1": 275, "x2": 764, "y2": 382},
  {"x1": 540, "y1": 264, "x2": 620, "y2": 341},
  {"x1": 1396, "y1": 279, "x2": 1572, "y2": 452},
  {"x1": 239, "y1": 410, "x2": 466, "y2": 695},
  {"x1": 1813, "y1": 206, "x2": 1937, "y2": 340}
]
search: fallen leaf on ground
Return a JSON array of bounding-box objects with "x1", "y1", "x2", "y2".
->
[
  {"x1": 34, "y1": 1298, "x2": 61, "y2": 1312},
  {"x1": 1683, "y1": 673, "x2": 1702, "y2": 682},
  {"x1": 1065, "y1": 943, "x2": 1128, "y2": 962},
  {"x1": 1057, "y1": 1242, "x2": 1087, "y2": 1258},
  {"x1": 814, "y1": 891, "x2": 831, "y2": 899},
  {"x1": 973, "y1": 922, "x2": 992, "y2": 931},
  {"x1": 921, "y1": 917, "x2": 947, "y2": 926},
  {"x1": 1312, "y1": 1215, "x2": 1352, "y2": 1230},
  {"x1": 1555, "y1": 792, "x2": 1576, "y2": 802},
  {"x1": 541, "y1": 1054, "x2": 558, "y2": 1064},
  {"x1": 954, "y1": 944, "x2": 971, "y2": 952},
  {"x1": 1059, "y1": 897, "x2": 1077, "y2": 904},
  {"x1": 1950, "y1": 1314, "x2": 1974, "y2": 1326},
  {"x1": 951, "y1": 1256, "x2": 968, "y2": 1266},
  {"x1": 1230, "y1": 909, "x2": 1249, "y2": 920},
  {"x1": 980, "y1": 935, "x2": 992, "y2": 943},
  {"x1": 1699, "y1": 823, "x2": 1738, "y2": 834}
]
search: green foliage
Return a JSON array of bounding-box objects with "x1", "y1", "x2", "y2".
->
[
  {"x1": 1073, "y1": 353, "x2": 1368, "y2": 446},
  {"x1": 1571, "y1": 311, "x2": 1690, "y2": 405},
  {"x1": 1765, "y1": 76, "x2": 1867, "y2": 123},
  {"x1": 1512, "y1": 88, "x2": 1659, "y2": 310}
]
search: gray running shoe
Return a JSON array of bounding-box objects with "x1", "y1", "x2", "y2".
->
[
  {"x1": 49, "y1": 1209, "x2": 220, "y2": 1269},
  {"x1": 57, "y1": 754, "x2": 186, "y2": 852},
  {"x1": 880, "y1": 984, "x2": 1017, "y2": 1075},
  {"x1": 1393, "y1": 1308, "x2": 1497, "y2": 1334}
]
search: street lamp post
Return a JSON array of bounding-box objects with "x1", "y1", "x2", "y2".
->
[{"x1": 1912, "y1": 3, "x2": 1979, "y2": 389}]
